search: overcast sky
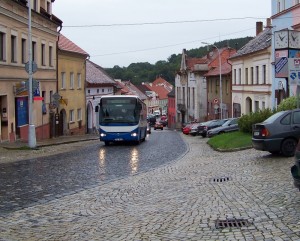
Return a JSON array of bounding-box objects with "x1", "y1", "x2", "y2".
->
[{"x1": 53, "y1": 0, "x2": 271, "y2": 68}]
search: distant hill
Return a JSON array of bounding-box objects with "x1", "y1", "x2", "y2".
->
[{"x1": 104, "y1": 36, "x2": 253, "y2": 86}]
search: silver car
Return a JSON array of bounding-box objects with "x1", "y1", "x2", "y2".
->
[{"x1": 207, "y1": 118, "x2": 239, "y2": 138}]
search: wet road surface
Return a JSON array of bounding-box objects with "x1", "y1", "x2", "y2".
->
[{"x1": 0, "y1": 130, "x2": 186, "y2": 216}]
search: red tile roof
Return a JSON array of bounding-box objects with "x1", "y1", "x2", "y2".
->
[
  {"x1": 116, "y1": 81, "x2": 147, "y2": 100},
  {"x1": 58, "y1": 34, "x2": 89, "y2": 56}
]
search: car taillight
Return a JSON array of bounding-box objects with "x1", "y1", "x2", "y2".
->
[{"x1": 261, "y1": 128, "x2": 270, "y2": 137}]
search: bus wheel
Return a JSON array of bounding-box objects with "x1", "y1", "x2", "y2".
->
[{"x1": 104, "y1": 141, "x2": 110, "y2": 146}]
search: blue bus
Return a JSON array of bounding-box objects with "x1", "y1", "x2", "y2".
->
[{"x1": 97, "y1": 95, "x2": 147, "y2": 145}]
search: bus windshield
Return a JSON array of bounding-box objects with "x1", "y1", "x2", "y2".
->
[{"x1": 99, "y1": 97, "x2": 141, "y2": 125}]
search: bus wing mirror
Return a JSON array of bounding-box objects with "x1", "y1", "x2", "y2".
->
[{"x1": 95, "y1": 106, "x2": 99, "y2": 112}]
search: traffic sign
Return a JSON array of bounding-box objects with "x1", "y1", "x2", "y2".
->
[
  {"x1": 24, "y1": 79, "x2": 38, "y2": 92},
  {"x1": 213, "y1": 98, "x2": 219, "y2": 104},
  {"x1": 25, "y1": 61, "x2": 37, "y2": 74},
  {"x1": 52, "y1": 93, "x2": 61, "y2": 101}
]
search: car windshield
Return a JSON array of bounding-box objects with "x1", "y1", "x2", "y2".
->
[{"x1": 221, "y1": 120, "x2": 231, "y2": 126}]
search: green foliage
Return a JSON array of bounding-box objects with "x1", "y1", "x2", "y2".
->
[
  {"x1": 104, "y1": 37, "x2": 253, "y2": 85},
  {"x1": 237, "y1": 96, "x2": 300, "y2": 134},
  {"x1": 277, "y1": 96, "x2": 298, "y2": 111},
  {"x1": 238, "y1": 108, "x2": 275, "y2": 133}
]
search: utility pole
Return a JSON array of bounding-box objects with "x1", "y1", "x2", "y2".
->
[{"x1": 28, "y1": 0, "x2": 36, "y2": 148}]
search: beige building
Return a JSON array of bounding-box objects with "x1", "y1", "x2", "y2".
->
[
  {"x1": 0, "y1": 0, "x2": 62, "y2": 142},
  {"x1": 57, "y1": 34, "x2": 89, "y2": 136},
  {"x1": 230, "y1": 22, "x2": 272, "y2": 116}
]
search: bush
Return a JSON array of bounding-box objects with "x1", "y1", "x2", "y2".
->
[
  {"x1": 277, "y1": 96, "x2": 298, "y2": 111},
  {"x1": 238, "y1": 108, "x2": 275, "y2": 133},
  {"x1": 237, "y1": 96, "x2": 300, "y2": 134}
]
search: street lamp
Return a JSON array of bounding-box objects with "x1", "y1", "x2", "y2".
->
[{"x1": 202, "y1": 42, "x2": 222, "y2": 119}]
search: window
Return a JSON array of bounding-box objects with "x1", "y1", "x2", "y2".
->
[
  {"x1": 226, "y1": 79, "x2": 229, "y2": 94},
  {"x1": 262, "y1": 101, "x2": 265, "y2": 110},
  {"x1": 233, "y1": 69, "x2": 236, "y2": 84},
  {"x1": 97, "y1": 89, "x2": 99, "y2": 93},
  {"x1": 0, "y1": 32, "x2": 5, "y2": 61},
  {"x1": 49, "y1": 46, "x2": 53, "y2": 66},
  {"x1": 41, "y1": 43, "x2": 45, "y2": 66},
  {"x1": 32, "y1": 41, "x2": 36, "y2": 62},
  {"x1": 250, "y1": 67, "x2": 254, "y2": 84},
  {"x1": 262, "y1": 65, "x2": 266, "y2": 84},
  {"x1": 69, "y1": 109, "x2": 75, "y2": 122},
  {"x1": 255, "y1": 101, "x2": 259, "y2": 112},
  {"x1": 33, "y1": 0, "x2": 38, "y2": 11},
  {"x1": 87, "y1": 89, "x2": 90, "y2": 94},
  {"x1": 102, "y1": 89, "x2": 104, "y2": 93},
  {"x1": 256, "y1": 66, "x2": 259, "y2": 84},
  {"x1": 192, "y1": 87, "x2": 195, "y2": 109},
  {"x1": 50, "y1": 90, "x2": 53, "y2": 103},
  {"x1": 61, "y1": 72, "x2": 66, "y2": 89},
  {"x1": 21, "y1": 38, "x2": 26, "y2": 63},
  {"x1": 70, "y1": 72, "x2": 74, "y2": 89},
  {"x1": 238, "y1": 68, "x2": 241, "y2": 84},
  {"x1": 77, "y1": 73, "x2": 81, "y2": 89},
  {"x1": 245, "y1": 68, "x2": 248, "y2": 85},
  {"x1": 77, "y1": 108, "x2": 82, "y2": 121},
  {"x1": 293, "y1": 111, "x2": 300, "y2": 124},
  {"x1": 47, "y1": 1, "x2": 51, "y2": 13},
  {"x1": 11, "y1": 35, "x2": 17, "y2": 62},
  {"x1": 215, "y1": 79, "x2": 219, "y2": 94},
  {"x1": 281, "y1": 113, "x2": 291, "y2": 125}
]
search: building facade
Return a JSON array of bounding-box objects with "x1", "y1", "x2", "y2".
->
[
  {"x1": 271, "y1": 0, "x2": 300, "y2": 108},
  {"x1": 0, "y1": 0, "x2": 61, "y2": 142},
  {"x1": 57, "y1": 34, "x2": 89, "y2": 136},
  {"x1": 230, "y1": 22, "x2": 273, "y2": 116},
  {"x1": 85, "y1": 60, "x2": 117, "y2": 133}
]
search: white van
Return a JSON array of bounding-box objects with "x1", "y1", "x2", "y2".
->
[{"x1": 153, "y1": 110, "x2": 160, "y2": 116}]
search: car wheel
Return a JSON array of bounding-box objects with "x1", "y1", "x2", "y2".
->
[{"x1": 281, "y1": 138, "x2": 297, "y2": 157}]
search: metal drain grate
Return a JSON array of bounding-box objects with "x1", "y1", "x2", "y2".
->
[
  {"x1": 216, "y1": 218, "x2": 250, "y2": 229},
  {"x1": 211, "y1": 177, "x2": 232, "y2": 183}
]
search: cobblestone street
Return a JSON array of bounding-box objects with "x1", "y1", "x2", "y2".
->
[{"x1": 1, "y1": 133, "x2": 300, "y2": 241}]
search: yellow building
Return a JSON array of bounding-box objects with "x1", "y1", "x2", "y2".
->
[
  {"x1": 0, "y1": 0, "x2": 62, "y2": 142},
  {"x1": 57, "y1": 34, "x2": 89, "y2": 136}
]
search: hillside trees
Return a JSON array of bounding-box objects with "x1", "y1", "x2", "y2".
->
[{"x1": 104, "y1": 37, "x2": 253, "y2": 85}]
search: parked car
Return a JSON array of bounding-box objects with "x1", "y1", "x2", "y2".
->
[
  {"x1": 159, "y1": 118, "x2": 168, "y2": 127},
  {"x1": 189, "y1": 122, "x2": 203, "y2": 136},
  {"x1": 182, "y1": 123, "x2": 194, "y2": 135},
  {"x1": 252, "y1": 109, "x2": 300, "y2": 157},
  {"x1": 291, "y1": 140, "x2": 300, "y2": 190},
  {"x1": 197, "y1": 119, "x2": 228, "y2": 137},
  {"x1": 154, "y1": 121, "x2": 164, "y2": 130},
  {"x1": 207, "y1": 118, "x2": 239, "y2": 137}
]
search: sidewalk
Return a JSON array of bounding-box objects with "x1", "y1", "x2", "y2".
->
[
  {"x1": 0, "y1": 133, "x2": 99, "y2": 149},
  {"x1": 0, "y1": 134, "x2": 100, "y2": 164}
]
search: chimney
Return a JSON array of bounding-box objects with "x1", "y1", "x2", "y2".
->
[
  {"x1": 266, "y1": 18, "x2": 272, "y2": 28},
  {"x1": 256, "y1": 21, "x2": 263, "y2": 36}
]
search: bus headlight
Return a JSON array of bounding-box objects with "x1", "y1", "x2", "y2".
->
[
  {"x1": 100, "y1": 133, "x2": 106, "y2": 137},
  {"x1": 131, "y1": 133, "x2": 137, "y2": 137}
]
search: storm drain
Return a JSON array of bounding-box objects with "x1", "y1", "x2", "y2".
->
[
  {"x1": 210, "y1": 177, "x2": 232, "y2": 183},
  {"x1": 215, "y1": 218, "x2": 251, "y2": 229}
]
